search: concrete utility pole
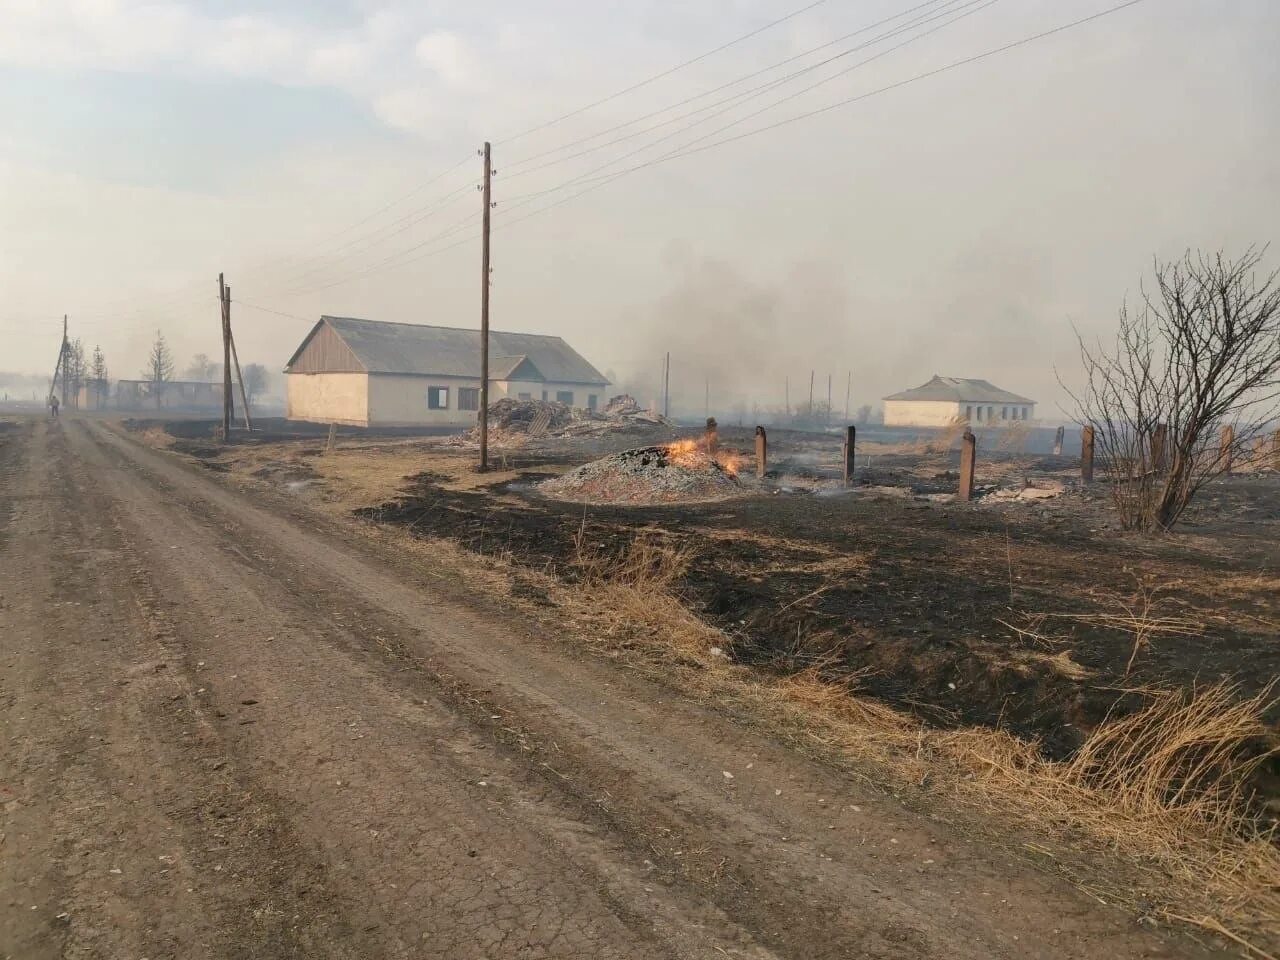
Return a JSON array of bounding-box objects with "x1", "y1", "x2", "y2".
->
[
  {"x1": 808, "y1": 370, "x2": 814, "y2": 416},
  {"x1": 479, "y1": 141, "x2": 493, "y2": 471},
  {"x1": 219, "y1": 273, "x2": 232, "y2": 440}
]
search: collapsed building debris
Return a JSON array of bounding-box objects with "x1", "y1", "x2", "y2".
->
[
  {"x1": 539, "y1": 441, "x2": 743, "y2": 505},
  {"x1": 448, "y1": 394, "x2": 673, "y2": 447}
]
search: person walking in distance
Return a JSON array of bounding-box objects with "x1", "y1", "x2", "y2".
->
[{"x1": 49, "y1": 393, "x2": 60, "y2": 419}]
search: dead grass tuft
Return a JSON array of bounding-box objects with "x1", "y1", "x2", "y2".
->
[{"x1": 560, "y1": 529, "x2": 1280, "y2": 950}]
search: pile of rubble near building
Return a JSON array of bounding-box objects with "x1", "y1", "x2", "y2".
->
[
  {"x1": 448, "y1": 394, "x2": 673, "y2": 446},
  {"x1": 540, "y1": 442, "x2": 741, "y2": 505}
]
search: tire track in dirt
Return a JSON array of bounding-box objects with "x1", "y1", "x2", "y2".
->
[
  {"x1": 1, "y1": 420, "x2": 363, "y2": 959},
  {"x1": 62, "y1": 418, "x2": 1229, "y2": 959}
]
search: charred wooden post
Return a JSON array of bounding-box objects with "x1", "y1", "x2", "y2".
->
[
  {"x1": 1081, "y1": 425, "x2": 1095, "y2": 484},
  {"x1": 754, "y1": 425, "x2": 767, "y2": 478},
  {"x1": 704, "y1": 417, "x2": 718, "y2": 454},
  {"x1": 1151, "y1": 422, "x2": 1168, "y2": 473},
  {"x1": 1053, "y1": 425, "x2": 1064, "y2": 456},
  {"x1": 1219, "y1": 424, "x2": 1235, "y2": 473},
  {"x1": 842, "y1": 425, "x2": 856, "y2": 487},
  {"x1": 958, "y1": 428, "x2": 976, "y2": 501}
]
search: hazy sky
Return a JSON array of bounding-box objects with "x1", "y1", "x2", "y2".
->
[{"x1": 1, "y1": 0, "x2": 1277, "y2": 415}]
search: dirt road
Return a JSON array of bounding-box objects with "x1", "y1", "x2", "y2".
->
[{"x1": 1, "y1": 418, "x2": 1223, "y2": 959}]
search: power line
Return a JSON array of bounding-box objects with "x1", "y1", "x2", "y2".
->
[
  {"x1": 500, "y1": 0, "x2": 983, "y2": 185},
  {"x1": 492, "y1": 0, "x2": 1152, "y2": 234},
  {"x1": 502, "y1": 0, "x2": 996, "y2": 208},
  {"x1": 501, "y1": 0, "x2": 953, "y2": 172},
  {"x1": 498, "y1": 0, "x2": 835, "y2": 145},
  {"x1": 231, "y1": 300, "x2": 315, "y2": 324},
  {"x1": 247, "y1": 179, "x2": 477, "y2": 297}
]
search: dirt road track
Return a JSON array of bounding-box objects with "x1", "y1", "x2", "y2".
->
[{"x1": 1, "y1": 418, "x2": 1223, "y2": 959}]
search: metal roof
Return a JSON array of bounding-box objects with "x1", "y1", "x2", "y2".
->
[
  {"x1": 287, "y1": 316, "x2": 609, "y2": 385},
  {"x1": 884, "y1": 375, "x2": 1034, "y2": 404}
]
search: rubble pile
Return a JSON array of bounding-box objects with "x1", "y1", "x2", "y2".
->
[
  {"x1": 448, "y1": 395, "x2": 673, "y2": 446},
  {"x1": 540, "y1": 444, "x2": 741, "y2": 505}
]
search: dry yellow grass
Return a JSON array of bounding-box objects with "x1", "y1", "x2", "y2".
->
[
  {"x1": 181, "y1": 435, "x2": 1280, "y2": 952},
  {"x1": 555, "y1": 534, "x2": 1280, "y2": 953}
]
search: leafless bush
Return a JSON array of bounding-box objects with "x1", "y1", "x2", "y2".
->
[{"x1": 1065, "y1": 247, "x2": 1280, "y2": 531}]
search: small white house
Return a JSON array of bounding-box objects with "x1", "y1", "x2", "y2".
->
[
  {"x1": 883, "y1": 375, "x2": 1035, "y2": 427},
  {"x1": 285, "y1": 316, "x2": 610, "y2": 428}
]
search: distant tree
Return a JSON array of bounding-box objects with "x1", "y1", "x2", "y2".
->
[
  {"x1": 184, "y1": 353, "x2": 218, "y2": 382},
  {"x1": 66, "y1": 339, "x2": 86, "y2": 409},
  {"x1": 242, "y1": 363, "x2": 269, "y2": 410},
  {"x1": 855, "y1": 404, "x2": 873, "y2": 425},
  {"x1": 1066, "y1": 247, "x2": 1280, "y2": 532},
  {"x1": 144, "y1": 331, "x2": 175, "y2": 408},
  {"x1": 90, "y1": 345, "x2": 109, "y2": 407}
]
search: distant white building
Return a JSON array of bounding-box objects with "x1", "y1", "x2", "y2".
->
[{"x1": 883, "y1": 375, "x2": 1035, "y2": 427}]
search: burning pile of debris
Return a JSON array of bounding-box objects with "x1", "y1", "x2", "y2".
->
[
  {"x1": 448, "y1": 394, "x2": 672, "y2": 446},
  {"x1": 540, "y1": 440, "x2": 743, "y2": 504}
]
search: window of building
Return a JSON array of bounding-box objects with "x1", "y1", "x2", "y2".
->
[
  {"x1": 427, "y1": 386, "x2": 449, "y2": 410},
  {"x1": 1001, "y1": 406, "x2": 1008, "y2": 420},
  {"x1": 975, "y1": 406, "x2": 983, "y2": 422},
  {"x1": 556, "y1": 390, "x2": 574, "y2": 405},
  {"x1": 517, "y1": 392, "x2": 532, "y2": 401},
  {"x1": 458, "y1": 387, "x2": 480, "y2": 411},
  {"x1": 541, "y1": 390, "x2": 548, "y2": 401},
  {"x1": 965, "y1": 405, "x2": 972, "y2": 421},
  {"x1": 587, "y1": 394, "x2": 598, "y2": 412}
]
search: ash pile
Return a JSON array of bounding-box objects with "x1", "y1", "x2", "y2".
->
[
  {"x1": 448, "y1": 394, "x2": 672, "y2": 447},
  {"x1": 540, "y1": 441, "x2": 742, "y2": 505}
]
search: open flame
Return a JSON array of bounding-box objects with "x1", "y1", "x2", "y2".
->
[{"x1": 662, "y1": 438, "x2": 743, "y2": 477}]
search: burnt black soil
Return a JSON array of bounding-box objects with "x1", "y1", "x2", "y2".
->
[{"x1": 358, "y1": 467, "x2": 1280, "y2": 765}]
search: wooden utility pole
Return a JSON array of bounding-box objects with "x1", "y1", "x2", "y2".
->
[
  {"x1": 219, "y1": 273, "x2": 232, "y2": 440},
  {"x1": 225, "y1": 286, "x2": 252, "y2": 431},
  {"x1": 808, "y1": 370, "x2": 814, "y2": 416},
  {"x1": 843, "y1": 425, "x2": 856, "y2": 486},
  {"x1": 845, "y1": 371, "x2": 851, "y2": 420},
  {"x1": 826, "y1": 374, "x2": 832, "y2": 424},
  {"x1": 755, "y1": 426, "x2": 767, "y2": 478},
  {"x1": 1219, "y1": 424, "x2": 1234, "y2": 473},
  {"x1": 59, "y1": 315, "x2": 69, "y2": 406},
  {"x1": 478, "y1": 141, "x2": 493, "y2": 471},
  {"x1": 784, "y1": 376, "x2": 790, "y2": 417},
  {"x1": 1081, "y1": 425, "x2": 1095, "y2": 484}
]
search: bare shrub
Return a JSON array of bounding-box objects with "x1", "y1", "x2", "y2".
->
[{"x1": 1065, "y1": 247, "x2": 1280, "y2": 531}]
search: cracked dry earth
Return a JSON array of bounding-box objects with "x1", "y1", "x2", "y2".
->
[{"x1": 0, "y1": 417, "x2": 1229, "y2": 959}]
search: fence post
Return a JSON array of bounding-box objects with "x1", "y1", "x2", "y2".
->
[
  {"x1": 1219, "y1": 424, "x2": 1234, "y2": 473},
  {"x1": 1081, "y1": 425, "x2": 1095, "y2": 484},
  {"x1": 1053, "y1": 425, "x2": 1064, "y2": 456},
  {"x1": 755, "y1": 425, "x2": 767, "y2": 479},
  {"x1": 1151, "y1": 422, "x2": 1168, "y2": 474},
  {"x1": 704, "y1": 417, "x2": 718, "y2": 454},
  {"x1": 843, "y1": 425, "x2": 856, "y2": 487},
  {"x1": 958, "y1": 428, "x2": 976, "y2": 501}
]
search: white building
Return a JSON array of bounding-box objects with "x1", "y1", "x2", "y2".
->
[
  {"x1": 285, "y1": 316, "x2": 610, "y2": 428},
  {"x1": 883, "y1": 375, "x2": 1035, "y2": 427}
]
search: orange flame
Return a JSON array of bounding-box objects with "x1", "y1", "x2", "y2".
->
[{"x1": 663, "y1": 439, "x2": 743, "y2": 477}]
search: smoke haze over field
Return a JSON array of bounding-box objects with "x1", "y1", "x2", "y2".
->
[{"x1": 1, "y1": 0, "x2": 1277, "y2": 417}]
